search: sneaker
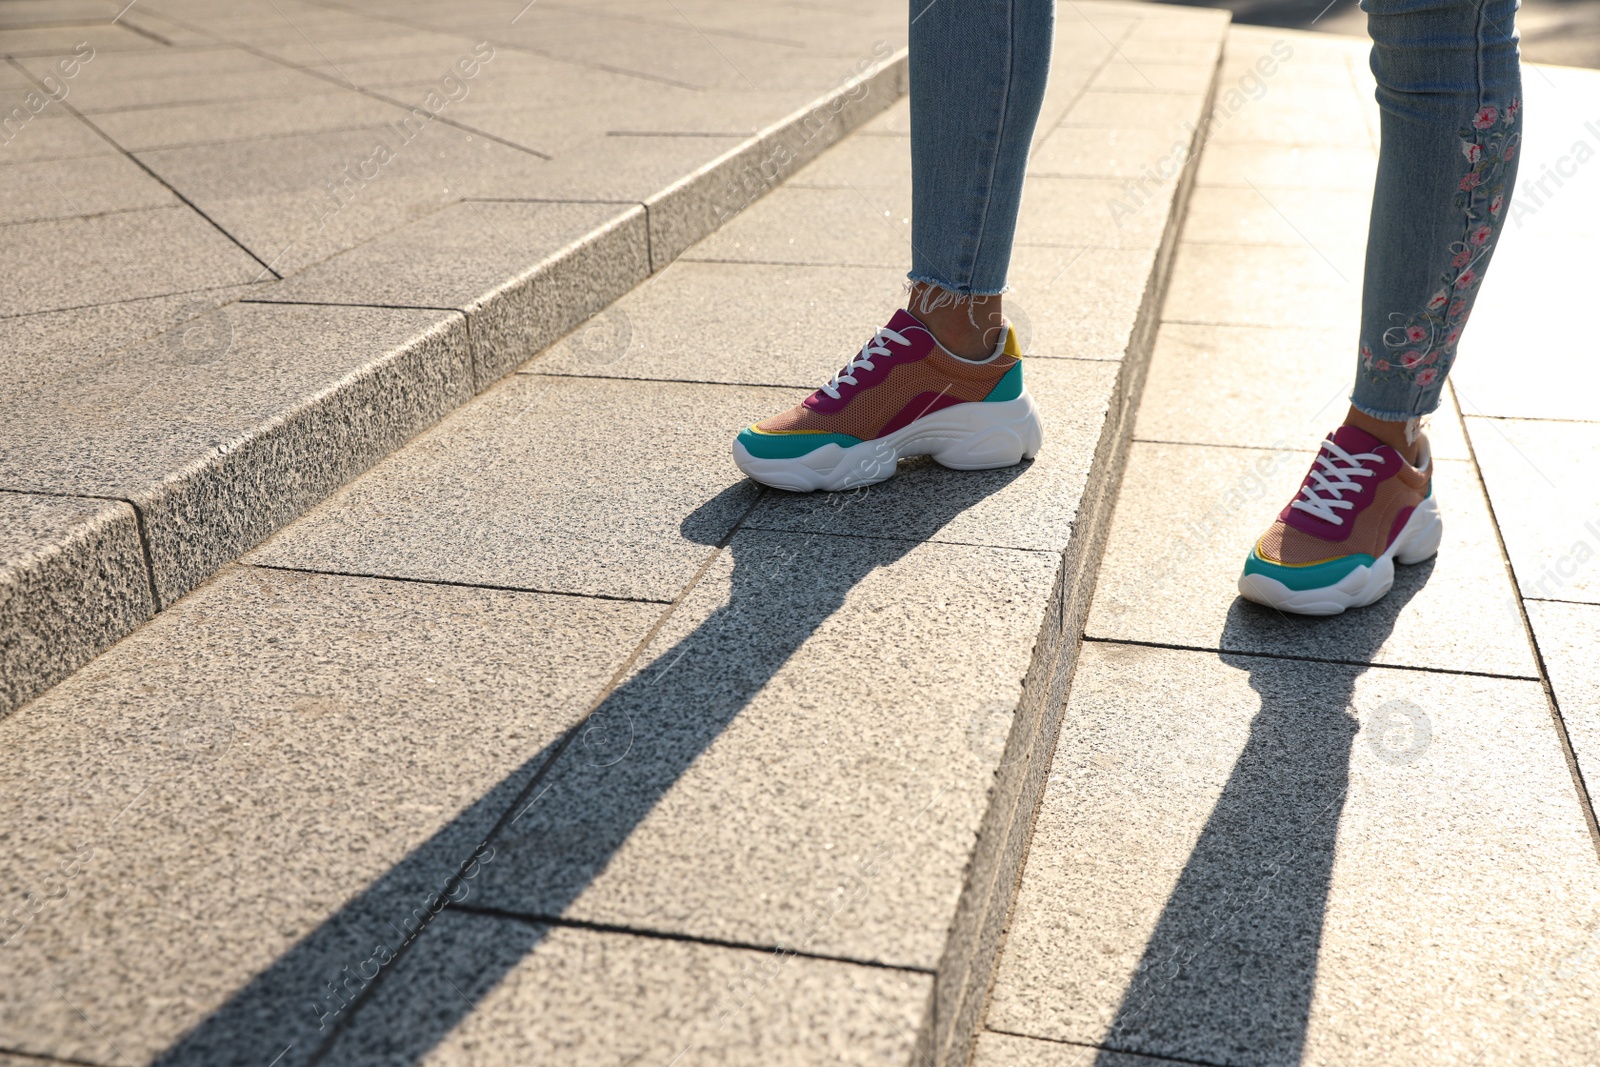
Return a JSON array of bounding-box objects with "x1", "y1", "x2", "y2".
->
[
  {"x1": 1237, "y1": 425, "x2": 1442, "y2": 615},
  {"x1": 732, "y1": 309, "x2": 1043, "y2": 492}
]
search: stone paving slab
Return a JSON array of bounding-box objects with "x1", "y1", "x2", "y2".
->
[
  {"x1": 1178, "y1": 184, "x2": 1371, "y2": 249},
  {"x1": 0, "y1": 493, "x2": 152, "y2": 716},
  {"x1": 1085, "y1": 442, "x2": 1535, "y2": 676},
  {"x1": 0, "y1": 565, "x2": 658, "y2": 1067},
  {"x1": 528, "y1": 260, "x2": 911, "y2": 386},
  {"x1": 1161, "y1": 242, "x2": 1363, "y2": 329},
  {"x1": 247, "y1": 376, "x2": 776, "y2": 602},
  {"x1": 87, "y1": 88, "x2": 421, "y2": 152},
  {"x1": 0, "y1": 153, "x2": 176, "y2": 226},
  {"x1": 1135, "y1": 322, "x2": 1472, "y2": 461},
  {"x1": 0, "y1": 206, "x2": 265, "y2": 318},
  {"x1": 318, "y1": 912, "x2": 931, "y2": 1066},
  {"x1": 253, "y1": 200, "x2": 648, "y2": 384},
  {"x1": 0, "y1": 286, "x2": 257, "y2": 401},
  {"x1": 1527, "y1": 600, "x2": 1600, "y2": 816},
  {"x1": 1465, "y1": 417, "x2": 1600, "y2": 607},
  {"x1": 986, "y1": 642, "x2": 1600, "y2": 1067},
  {"x1": 0, "y1": 303, "x2": 473, "y2": 608},
  {"x1": 0, "y1": 112, "x2": 120, "y2": 164},
  {"x1": 472, "y1": 530, "x2": 1060, "y2": 968}
]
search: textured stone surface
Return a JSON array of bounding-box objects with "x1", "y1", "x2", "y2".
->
[
  {"x1": 248, "y1": 376, "x2": 777, "y2": 602},
  {"x1": 131, "y1": 121, "x2": 564, "y2": 276},
  {"x1": 88, "y1": 89, "x2": 417, "y2": 151},
  {"x1": 0, "y1": 303, "x2": 473, "y2": 606},
  {"x1": 1178, "y1": 184, "x2": 1371, "y2": 250},
  {"x1": 0, "y1": 207, "x2": 264, "y2": 317},
  {"x1": 1085, "y1": 442, "x2": 1536, "y2": 677},
  {"x1": 0, "y1": 114, "x2": 119, "y2": 163},
  {"x1": 1467, "y1": 417, "x2": 1600, "y2": 606},
  {"x1": 1135, "y1": 322, "x2": 1472, "y2": 461},
  {"x1": 320, "y1": 912, "x2": 931, "y2": 1066},
  {"x1": 529, "y1": 260, "x2": 908, "y2": 386},
  {"x1": 0, "y1": 153, "x2": 176, "y2": 224},
  {"x1": 1018, "y1": 175, "x2": 1177, "y2": 250},
  {"x1": 0, "y1": 566, "x2": 657, "y2": 1067},
  {"x1": 683, "y1": 185, "x2": 906, "y2": 267},
  {"x1": 988, "y1": 642, "x2": 1600, "y2": 1067},
  {"x1": 743, "y1": 358, "x2": 1120, "y2": 554},
  {"x1": 473, "y1": 530, "x2": 1060, "y2": 969},
  {"x1": 973, "y1": 1031, "x2": 1173, "y2": 1067},
  {"x1": 256, "y1": 200, "x2": 648, "y2": 385},
  {"x1": 1161, "y1": 242, "x2": 1363, "y2": 329},
  {"x1": 0, "y1": 493, "x2": 152, "y2": 717},
  {"x1": 1031, "y1": 124, "x2": 1201, "y2": 180},
  {"x1": 0, "y1": 286, "x2": 259, "y2": 401},
  {"x1": 1527, "y1": 600, "x2": 1600, "y2": 814},
  {"x1": 1196, "y1": 141, "x2": 1378, "y2": 190},
  {"x1": 1007, "y1": 244, "x2": 1162, "y2": 362}
]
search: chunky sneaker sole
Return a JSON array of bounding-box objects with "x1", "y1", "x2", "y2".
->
[
  {"x1": 734, "y1": 308, "x2": 1041, "y2": 493},
  {"x1": 733, "y1": 389, "x2": 1042, "y2": 492},
  {"x1": 1238, "y1": 492, "x2": 1442, "y2": 615}
]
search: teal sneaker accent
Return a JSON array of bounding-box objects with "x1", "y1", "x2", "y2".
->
[
  {"x1": 736, "y1": 427, "x2": 863, "y2": 460},
  {"x1": 1242, "y1": 549, "x2": 1374, "y2": 591},
  {"x1": 983, "y1": 361, "x2": 1024, "y2": 402}
]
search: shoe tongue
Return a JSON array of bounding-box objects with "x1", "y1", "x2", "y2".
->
[
  {"x1": 882, "y1": 309, "x2": 936, "y2": 359},
  {"x1": 1327, "y1": 423, "x2": 1388, "y2": 455},
  {"x1": 886, "y1": 308, "x2": 924, "y2": 334}
]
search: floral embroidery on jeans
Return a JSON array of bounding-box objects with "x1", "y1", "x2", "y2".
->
[{"x1": 1361, "y1": 96, "x2": 1521, "y2": 393}]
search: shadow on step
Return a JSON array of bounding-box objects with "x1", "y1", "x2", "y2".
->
[
  {"x1": 151, "y1": 465, "x2": 1027, "y2": 1066},
  {"x1": 1093, "y1": 571, "x2": 1427, "y2": 1066}
]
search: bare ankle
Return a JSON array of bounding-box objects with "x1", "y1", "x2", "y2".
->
[
  {"x1": 906, "y1": 282, "x2": 1004, "y2": 359},
  {"x1": 1343, "y1": 405, "x2": 1424, "y2": 466}
]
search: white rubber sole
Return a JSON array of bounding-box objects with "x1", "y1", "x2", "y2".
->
[
  {"x1": 1237, "y1": 494, "x2": 1443, "y2": 616},
  {"x1": 733, "y1": 391, "x2": 1044, "y2": 493}
]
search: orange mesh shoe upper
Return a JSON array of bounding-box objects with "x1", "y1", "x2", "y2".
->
[
  {"x1": 754, "y1": 309, "x2": 1017, "y2": 442},
  {"x1": 1257, "y1": 425, "x2": 1432, "y2": 565}
]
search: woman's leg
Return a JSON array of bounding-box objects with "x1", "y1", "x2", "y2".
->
[
  {"x1": 731, "y1": 1, "x2": 1055, "y2": 492},
  {"x1": 907, "y1": 0, "x2": 1055, "y2": 357},
  {"x1": 1238, "y1": 0, "x2": 1521, "y2": 615},
  {"x1": 1351, "y1": 0, "x2": 1523, "y2": 459}
]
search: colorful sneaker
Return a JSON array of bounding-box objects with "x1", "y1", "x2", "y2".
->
[
  {"x1": 1238, "y1": 425, "x2": 1442, "y2": 615},
  {"x1": 733, "y1": 309, "x2": 1042, "y2": 492}
]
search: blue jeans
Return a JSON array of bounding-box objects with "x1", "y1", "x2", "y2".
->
[
  {"x1": 908, "y1": 0, "x2": 1521, "y2": 420},
  {"x1": 908, "y1": 0, "x2": 1054, "y2": 296}
]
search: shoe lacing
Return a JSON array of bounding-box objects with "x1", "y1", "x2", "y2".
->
[
  {"x1": 1291, "y1": 438, "x2": 1384, "y2": 526},
  {"x1": 818, "y1": 325, "x2": 909, "y2": 400}
]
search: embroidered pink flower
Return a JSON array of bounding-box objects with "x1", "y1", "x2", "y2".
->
[
  {"x1": 1506, "y1": 97, "x2": 1521, "y2": 122},
  {"x1": 1360, "y1": 344, "x2": 1375, "y2": 368},
  {"x1": 1503, "y1": 144, "x2": 1516, "y2": 162},
  {"x1": 1417, "y1": 367, "x2": 1439, "y2": 387},
  {"x1": 1469, "y1": 224, "x2": 1493, "y2": 245},
  {"x1": 1376, "y1": 359, "x2": 1390, "y2": 371},
  {"x1": 1427, "y1": 289, "x2": 1449, "y2": 310},
  {"x1": 1401, "y1": 350, "x2": 1425, "y2": 368},
  {"x1": 1473, "y1": 106, "x2": 1499, "y2": 129},
  {"x1": 1424, "y1": 350, "x2": 1440, "y2": 364},
  {"x1": 1455, "y1": 268, "x2": 1478, "y2": 289},
  {"x1": 1462, "y1": 141, "x2": 1484, "y2": 163},
  {"x1": 1405, "y1": 325, "x2": 1427, "y2": 343},
  {"x1": 1445, "y1": 327, "x2": 1462, "y2": 346},
  {"x1": 1453, "y1": 250, "x2": 1472, "y2": 267},
  {"x1": 1459, "y1": 171, "x2": 1482, "y2": 191},
  {"x1": 1490, "y1": 194, "x2": 1505, "y2": 215},
  {"x1": 1449, "y1": 300, "x2": 1468, "y2": 318}
]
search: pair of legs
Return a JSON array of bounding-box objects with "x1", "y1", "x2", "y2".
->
[{"x1": 735, "y1": 0, "x2": 1521, "y2": 613}]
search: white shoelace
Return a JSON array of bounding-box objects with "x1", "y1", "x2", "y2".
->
[
  {"x1": 1290, "y1": 438, "x2": 1384, "y2": 526},
  {"x1": 818, "y1": 325, "x2": 910, "y2": 400}
]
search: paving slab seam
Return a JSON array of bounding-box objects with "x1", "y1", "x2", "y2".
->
[
  {"x1": 1081, "y1": 634, "x2": 1543, "y2": 681},
  {"x1": 3, "y1": 67, "x2": 281, "y2": 279},
  {"x1": 0, "y1": 1045, "x2": 106, "y2": 1067},
  {"x1": 0, "y1": 44, "x2": 909, "y2": 720},
  {"x1": 941, "y1": 25, "x2": 1230, "y2": 1066},
  {"x1": 297, "y1": 490, "x2": 772, "y2": 1062},
  {"x1": 241, "y1": 562, "x2": 677, "y2": 606},
  {"x1": 446, "y1": 903, "x2": 938, "y2": 977},
  {"x1": 1449, "y1": 380, "x2": 1600, "y2": 859},
  {"x1": 983, "y1": 1026, "x2": 1232, "y2": 1067}
]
